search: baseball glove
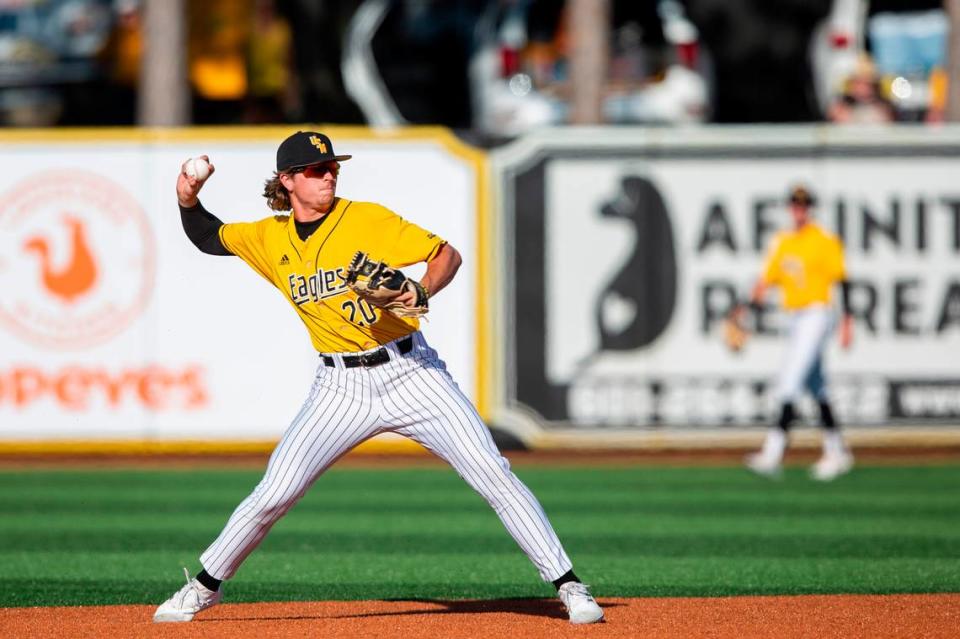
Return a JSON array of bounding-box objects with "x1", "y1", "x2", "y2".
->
[
  {"x1": 345, "y1": 251, "x2": 429, "y2": 318},
  {"x1": 722, "y1": 308, "x2": 749, "y2": 353}
]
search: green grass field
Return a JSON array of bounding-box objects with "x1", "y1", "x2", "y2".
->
[{"x1": 1, "y1": 464, "x2": 958, "y2": 607}]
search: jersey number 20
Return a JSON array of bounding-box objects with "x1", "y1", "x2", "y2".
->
[{"x1": 341, "y1": 299, "x2": 378, "y2": 326}]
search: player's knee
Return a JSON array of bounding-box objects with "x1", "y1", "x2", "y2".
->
[
  {"x1": 472, "y1": 465, "x2": 523, "y2": 506},
  {"x1": 475, "y1": 453, "x2": 513, "y2": 482},
  {"x1": 245, "y1": 485, "x2": 302, "y2": 524}
]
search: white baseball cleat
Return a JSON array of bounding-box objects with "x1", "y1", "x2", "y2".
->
[
  {"x1": 558, "y1": 582, "x2": 604, "y2": 624},
  {"x1": 810, "y1": 452, "x2": 854, "y2": 481},
  {"x1": 744, "y1": 453, "x2": 783, "y2": 479},
  {"x1": 153, "y1": 567, "x2": 222, "y2": 622}
]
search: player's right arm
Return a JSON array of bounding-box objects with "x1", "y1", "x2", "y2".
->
[
  {"x1": 727, "y1": 235, "x2": 781, "y2": 326},
  {"x1": 729, "y1": 235, "x2": 782, "y2": 317},
  {"x1": 753, "y1": 234, "x2": 785, "y2": 305},
  {"x1": 179, "y1": 202, "x2": 233, "y2": 256},
  {"x1": 176, "y1": 156, "x2": 232, "y2": 256}
]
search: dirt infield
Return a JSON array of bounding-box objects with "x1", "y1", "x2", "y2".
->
[{"x1": 3, "y1": 594, "x2": 958, "y2": 639}]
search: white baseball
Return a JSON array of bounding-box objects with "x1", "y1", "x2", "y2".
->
[{"x1": 185, "y1": 157, "x2": 210, "y2": 181}]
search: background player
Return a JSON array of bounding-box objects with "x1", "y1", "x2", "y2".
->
[
  {"x1": 152, "y1": 131, "x2": 604, "y2": 625},
  {"x1": 739, "y1": 184, "x2": 854, "y2": 481}
]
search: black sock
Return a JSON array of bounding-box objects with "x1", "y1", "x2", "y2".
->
[
  {"x1": 196, "y1": 569, "x2": 221, "y2": 592},
  {"x1": 777, "y1": 402, "x2": 796, "y2": 431},
  {"x1": 819, "y1": 400, "x2": 837, "y2": 429},
  {"x1": 553, "y1": 570, "x2": 580, "y2": 590}
]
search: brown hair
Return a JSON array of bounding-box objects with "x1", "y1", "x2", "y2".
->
[{"x1": 262, "y1": 173, "x2": 291, "y2": 211}]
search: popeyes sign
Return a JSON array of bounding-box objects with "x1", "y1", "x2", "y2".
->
[
  {"x1": 0, "y1": 366, "x2": 207, "y2": 411},
  {"x1": 0, "y1": 171, "x2": 209, "y2": 412}
]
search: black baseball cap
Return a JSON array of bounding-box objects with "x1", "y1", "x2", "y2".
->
[
  {"x1": 276, "y1": 131, "x2": 352, "y2": 172},
  {"x1": 787, "y1": 184, "x2": 816, "y2": 207}
]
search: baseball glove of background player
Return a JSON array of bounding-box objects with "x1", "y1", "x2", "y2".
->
[
  {"x1": 345, "y1": 251, "x2": 429, "y2": 318},
  {"x1": 722, "y1": 308, "x2": 749, "y2": 353}
]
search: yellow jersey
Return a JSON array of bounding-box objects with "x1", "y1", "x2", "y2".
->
[
  {"x1": 760, "y1": 223, "x2": 845, "y2": 311},
  {"x1": 219, "y1": 198, "x2": 444, "y2": 353}
]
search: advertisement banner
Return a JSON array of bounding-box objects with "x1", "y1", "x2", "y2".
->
[
  {"x1": 0, "y1": 127, "x2": 481, "y2": 442},
  {"x1": 491, "y1": 127, "x2": 960, "y2": 443}
]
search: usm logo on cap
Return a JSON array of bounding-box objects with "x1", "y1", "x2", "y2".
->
[{"x1": 308, "y1": 136, "x2": 328, "y2": 153}]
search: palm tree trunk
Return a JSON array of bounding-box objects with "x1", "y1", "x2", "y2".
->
[
  {"x1": 138, "y1": 0, "x2": 190, "y2": 125},
  {"x1": 946, "y1": 0, "x2": 960, "y2": 121},
  {"x1": 569, "y1": 0, "x2": 610, "y2": 124}
]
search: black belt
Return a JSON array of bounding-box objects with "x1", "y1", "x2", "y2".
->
[{"x1": 322, "y1": 335, "x2": 413, "y2": 369}]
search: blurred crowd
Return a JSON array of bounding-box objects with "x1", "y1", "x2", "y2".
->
[
  {"x1": 0, "y1": 0, "x2": 305, "y2": 126},
  {"x1": 0, "y1": 0, "x2": 952, "y2": 132},
  {"x1": 823, "y1": 0, "x2": 948, "y2": 124}
]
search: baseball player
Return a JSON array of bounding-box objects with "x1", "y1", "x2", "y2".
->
[
  {"x1": 739, "y1": 184, "x2": 854, "y2": 481},
  {"x1": 153, "y1": 131, "x2": 603, "y2": 624}
]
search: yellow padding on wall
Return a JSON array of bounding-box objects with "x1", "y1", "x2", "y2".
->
[{"x1": 0, "y1": 436, "x2": 429, "y2": 456}]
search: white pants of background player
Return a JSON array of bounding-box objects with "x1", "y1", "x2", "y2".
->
[
  {"x1": 198, "y1": 331, "x2": 573, "y2": 583},
  {"x1": 776, "y1": 304, "x2": 834, "y2": 403},
  {"x1": 759, "y1": 305, "x2": 847, "y2": 463}
]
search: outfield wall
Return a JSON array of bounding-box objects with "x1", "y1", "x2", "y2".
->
[
  {"x1": 0, "y1": 127, "x2": 485, "y2": 449},
  {"x1": 487, "y1": 126, "x2": 960, "y2": 448},
  {"x1": 2, "y1": 125, "x2": 959, "y2": 452}
]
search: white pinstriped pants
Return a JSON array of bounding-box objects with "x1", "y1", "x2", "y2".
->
[{"x1": 200, "y1": 331, "x2": 573, "y2": 582}]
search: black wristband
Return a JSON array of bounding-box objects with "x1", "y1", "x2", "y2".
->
[{"x1": 840, "y1": 280, "x2": 852, "y2": 315}]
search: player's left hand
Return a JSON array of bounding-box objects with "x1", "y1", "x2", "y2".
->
[{"x1": 393, "y1": 287, "x2": 420, "y2": 309}]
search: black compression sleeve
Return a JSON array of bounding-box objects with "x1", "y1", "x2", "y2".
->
[
  {"x1": 179, "y1": 201, "x2": 232, "y2": 256},
  {"x1": 840, "y1": 280, "x2": 852, "y2": 315}
]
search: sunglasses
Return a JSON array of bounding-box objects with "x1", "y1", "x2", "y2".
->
[{"x1": 289, "y1": 162, "x2": 340, "y2": 178}]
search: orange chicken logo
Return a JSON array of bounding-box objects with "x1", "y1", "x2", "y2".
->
[
  {"x1": 0, "y1": 170, "x2": 155, "y2": 349},
  {"x1": 23, "y1": 215, "x2": 99, "y2": 303}
]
